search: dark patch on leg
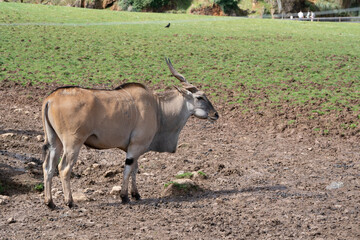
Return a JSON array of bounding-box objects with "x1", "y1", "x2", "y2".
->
[{"x1": 125, "y1": 158, "x2": 134, "y2": 165}]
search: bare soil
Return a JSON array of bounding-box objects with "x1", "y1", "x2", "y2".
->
[{"x1": 0, "y1": 82, "x2": 359, "y2": 239}]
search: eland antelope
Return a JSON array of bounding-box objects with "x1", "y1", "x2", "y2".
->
[{"x1": 41, "y1": 58, "x2": 218, "y2": 208}]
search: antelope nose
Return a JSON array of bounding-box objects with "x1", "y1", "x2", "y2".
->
[{"x1": 212, "y1": 112, "x2": 219, "y2": 120}]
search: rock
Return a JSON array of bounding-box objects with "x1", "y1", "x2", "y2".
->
[
  {"x1": 326, "y1": 182, "x2": 344, "y2": 190},
  {"x1": 161, "y1": 179, "x2": 201, "y2": 197},
  {"x1": 92, "y1": 163, "x2": 101, "y2": 169},
  {"x1": 142, "y1": 172, "x2": 154, "y2": 176},
  {"x1": 36, "y1": 135, "x2": 44, "y2": 142},
  {"x1": 215, "y1": 198, "x2": 225, "y2": 205},
  {"x1": 103, "y1": 169, "x2": 119, "y2": 178},
  {"x1": 0, "y1": 195, "x2": 10, "y2": 205},
  {"x1": 192, "y1": 171, "x2": 208, "y2": 180},
  {"x1": 72, "y1": 192, "x2": 89, "y2": 202},
  {"x1": 22, "y1": 136, "x2": 30, "y2": 141},
  {"x1": 7, "y1": 217, "x2": 16, "y2": 224},
  {"x1": 54, "y1": 190, "x2": 63, "y2": 198},
  {"x1": 26, "y1": 162, "x2": 37, "y2": 169},
  {"x1": 1, "y1": 133, "x2": 15, "y2": 139},
  {"x1": 110, "y1": 186, "x2": 122, "y2": 195}
]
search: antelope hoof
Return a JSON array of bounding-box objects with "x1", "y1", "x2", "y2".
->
[
  {"x1": 131, "y1": 192, "x2": 141, "y2": 200},
  {"x1": 45, "y1": 200, "x2": 56, "y2": 210},
  {"x1": 65, "y1": 200, "x2": 74, "y2": 208},
  {"x1": 121, "y1": 195, "x2": 130, "y2": 204}
]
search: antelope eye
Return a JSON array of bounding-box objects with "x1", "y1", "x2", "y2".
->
[{"x1": 196, "y1": 96, "x2": 204, "y2": 100}]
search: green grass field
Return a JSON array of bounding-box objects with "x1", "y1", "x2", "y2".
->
[{"x1": 1, "y1": 3, "x2": 360, "y2": 134}]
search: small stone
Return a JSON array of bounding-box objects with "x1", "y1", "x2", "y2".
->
[
  {"x1": 7, "y1": 217, "x2": 16, "y2": 224},
  {"x1": 110, "y1": 186, "x2": 122, "y2": 195},
  {"x1": 192, "y1": 171, "x2": 207, "y2": 180},
  {"x1": 22, "y1": 136, "x2": 30, "y2": 141},
  {"x1": 72, "y1": 192, "x2": 89, "y2": 202},
  {"x1": 326, "y1": 182, "x2": 344, "y2": 190},
  {"x1": 54, "y1": 191, "x2": 63, "y2": 198},
  {"x1": 1, "y1": 133, "x2": 15, "y2": 139},
  {"x1": 215, "y1": 198, "x2": 225, "y2": 204},
  {"x1": 26, "y1": 162, "x2": 37, "y2": 169},
  {"x1": 103, "y1": 170, "x2": 119, "y2": 178},
  {"x1": 142, "y1": 172, "x2": 154, "y2": 176},
  {"x1": 36, "y1": 135, "x2": 44, "y2": 142},
  {"x1": 0, "y1": 195, "x2": 10, "y2": 205},
  {"x1": 92, "y1": 163, "x2": 101, "y2": 169}
]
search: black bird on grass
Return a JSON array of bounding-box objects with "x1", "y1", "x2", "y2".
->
[{"x1": 165, "y1": 23, "x2": 170, "y2": 28}]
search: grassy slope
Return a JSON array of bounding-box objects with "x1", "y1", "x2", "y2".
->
[{"x1": 1, "y1": 3, "x2": 360, "y2": 135}]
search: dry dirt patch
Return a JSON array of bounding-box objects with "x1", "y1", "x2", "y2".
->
[{"x1": 0, "y1": 84, "x2": 359, "y2": 239}]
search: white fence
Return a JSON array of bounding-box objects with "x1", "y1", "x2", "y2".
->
[{"x1": 269, "y1": 7, "x2": 360, "y2": 22}]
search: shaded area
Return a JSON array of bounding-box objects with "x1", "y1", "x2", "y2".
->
[
  {"x1": 0, "y1": 162, "x2": 42, "y2": 196},
  {"x1": 0, "y1": 129, "x2": 43, "y2": 136},
  {"x1": 0, "y1": 150, "x2": 41, "y2": 165}
]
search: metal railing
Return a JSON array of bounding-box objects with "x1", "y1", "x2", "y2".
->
[
  {"x1": 290, "y1": 16, "x2": 360, "y2": 22},
  {"x1": 269, "y1": 7, "x2": 360, "y2": 22}
]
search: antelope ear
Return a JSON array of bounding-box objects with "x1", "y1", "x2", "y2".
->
[
  {"x1": 174, "y1": 85, "x2": 193, "y2": 98},
  {"x1": 182, "y1": 83, "x2": 198, "y2": 93}
]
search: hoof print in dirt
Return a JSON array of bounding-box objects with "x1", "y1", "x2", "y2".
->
[{"x1": 162, "y1": 179, "x2": 202, "y2": 197}]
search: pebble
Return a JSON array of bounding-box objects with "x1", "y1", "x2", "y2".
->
[
  {"x1": 110, "y1": 186, "x2": 122, "y2": 195},
  {"x1": 326, "y1": 182, "x2": 344, "y2": 190},
  {"x1": 26, "y1": 162, "x2": 37, "y2": 169},
  {"x1": 22, "y1": 136, "x2": 30, "y2": 141},
  {"x1": 72, "y1": 192, "x2": 89, "y2": 202},
  {"x1": 7, "y1": 217, "x2": 16, "y2": 224},
  {"x1": 0, "y1": 133, "x2": 16, "y2": 139},
  {"x1": 103, "y1": 170, "x2": 119, "y2": 178},
  {"x1": 36, "y1": 135, "x2": 44, "y2": 142},
  {"x1": 92, "y1": 163, "x2": 101, "y2": 169},
  {"x1": 0, "y1": 195, "x2": 10, "y2": 205}
]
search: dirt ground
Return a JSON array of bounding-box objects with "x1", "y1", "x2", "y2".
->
[{"x1": 0, "y1": 82, "x2": 359, "y2": 239}]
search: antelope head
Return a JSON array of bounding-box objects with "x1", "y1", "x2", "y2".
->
[{"x1": 166, "y1": 58, "x2": 219, "y2": 121}]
